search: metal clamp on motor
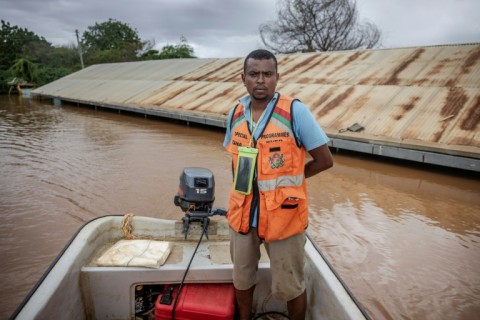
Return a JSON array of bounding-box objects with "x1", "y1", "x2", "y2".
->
[{"x1": 174, "y1": 167, "x2": 227, "y2": 239}]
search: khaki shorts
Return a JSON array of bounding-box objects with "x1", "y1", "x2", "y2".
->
[{"x1": 229, "y1": 227, "x2": 306, "y2": 301}]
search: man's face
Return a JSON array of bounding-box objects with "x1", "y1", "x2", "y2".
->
[{"x1": 242, "y1": 58, "x2": 279, "y2": 102}]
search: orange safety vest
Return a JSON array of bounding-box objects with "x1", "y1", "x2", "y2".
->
[{"x1": 226, "y1": 95, "x2": 308, "y2": 242}]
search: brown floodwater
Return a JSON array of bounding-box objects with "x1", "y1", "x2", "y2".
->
[{"x1": 1, "y1": 95, "x2": 479, "y2": 320}]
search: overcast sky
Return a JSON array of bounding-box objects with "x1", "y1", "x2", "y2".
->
[{"x1": 2, "y1": 0, "x2": 479, "y2": 58}]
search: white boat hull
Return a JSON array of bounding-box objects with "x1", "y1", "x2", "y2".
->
[{"x1": 12, "y1": 215, "x2": 370, "y2": 320}]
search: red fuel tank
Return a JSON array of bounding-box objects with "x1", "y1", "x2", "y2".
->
[{"x1": 155, "y1": 283, "x2": 235, "y2": 320}]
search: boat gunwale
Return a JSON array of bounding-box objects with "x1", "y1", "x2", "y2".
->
[
  {"x1": 305, "y1": 233, "x2": 372, "y2": 320},
  {"x1": 10, "y1": 215, "x2": 122, "y2": 319}
]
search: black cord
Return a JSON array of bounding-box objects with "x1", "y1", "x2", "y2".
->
[{"x1": 171, "y1": 218, "x2": 209, "y2": 320}]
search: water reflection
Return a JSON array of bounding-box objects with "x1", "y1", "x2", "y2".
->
[
  {"x1": 307, "y1": 154, "x2": 480, "y2": 319},
  {"x1": 0, "y1": 96, "x2": 479, "y2": 320}
]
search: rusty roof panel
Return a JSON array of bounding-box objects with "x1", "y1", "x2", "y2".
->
[
  {"x1": 315, "y1": 85, "x2": 400, "y2": 131},
  {"x1": 33, "y1": 44, "x2": 480, "y2": 159},
  {"x1": 389, "y1": 87, "x2": 450, "y2": 141},
  {"x1": 61, "y1": 59, "x2": 217, "y2": 81},
  {"x1": 411, "y1": 46, "x2": 480, "y2": 87},
  {"x1": 354, "y1": 48, "x2": 428, "y2": 86},
  {"x1": 177, "y1": 58, "x2": 243, "y2": 82},
  {"x1": 278, "y1": 50, "x2": 375, "y2": 85},
  {"x1": 438, "y1": 88, "x2": 480, "y2": 147}
]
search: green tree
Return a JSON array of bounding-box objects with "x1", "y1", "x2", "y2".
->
[
  {"x1": 45, "y1": 45, "x2": 82, "y2": 69},
  {"x1": 82, "y1": 18, "x2": 143, "y2": 63},
  {"x1": 141, "y1": 37, "x2": 196, "y2": 60},
  {"x1": 0, "y1": 18, "x2": 198, "y2": 93},
  {"x1": 0, "y1": 21, "x2": 54, "y2": 92},
  {"x1": 8, "y1": 58, "x2": 39, "y2": 84},
  {"x1": 260, "y1": 0, "x2": 381, "y2": 53},
  {"x1": 36, "y1": 45, "x2": 81, "y2": 84},
  {"x1": 0, "y1": 20, "x2": 50, "y2": 70}
]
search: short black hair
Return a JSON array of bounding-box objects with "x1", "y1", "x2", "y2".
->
[{"x1": 243, "y1": 49, "x2": 278, "y2": 74}]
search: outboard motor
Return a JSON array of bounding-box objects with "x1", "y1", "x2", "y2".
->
[
  {"x1": 174, "y1": 167, "x2": 215, "y2": 212},
  {"x1": 174, "y1": 167, "x2": 226, "y2": 238}
]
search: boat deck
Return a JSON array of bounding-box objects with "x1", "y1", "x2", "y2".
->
[{"x1": 80, "y1": 220, "x2": 274, "y2": 319}]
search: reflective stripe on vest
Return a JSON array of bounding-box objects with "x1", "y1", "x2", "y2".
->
[{"x1": 257, "y1": 174, "x2": 304, "y2": 191}]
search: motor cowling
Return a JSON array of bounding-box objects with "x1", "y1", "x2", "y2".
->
[{"x1": 174, "y1": 167, "x2": 215, "y2": 212}]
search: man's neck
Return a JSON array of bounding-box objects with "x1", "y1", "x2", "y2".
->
[
  {"x1": 250, "y1": 94, "x2": 274, "y2": 111},
  {"x1": 251, "y1": 101, "x2": 268, "y2": 111},
  {"x1": 250, "y1": 100, "x2": 270, "y2": 123}
]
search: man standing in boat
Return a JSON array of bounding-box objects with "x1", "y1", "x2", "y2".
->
[{"x1": 224, "y1": 49, "x2": 334, "y2": 320}]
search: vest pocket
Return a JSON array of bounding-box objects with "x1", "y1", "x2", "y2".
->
[
  {"x1": 264, "y1": 187, "x2": 306, "y2": 211},
  {"x1": 258, "y1": 141, "x2": 293, "y2": 175},
  {"x1": 262, "y1": 187, "x2": 308, "y2": 242},
  {"x1": 230, "y1": 189, "x2": 246, "y2": 207},
  {"x1": 227, "y1": 189, "x2": 248, "y2": 232}
]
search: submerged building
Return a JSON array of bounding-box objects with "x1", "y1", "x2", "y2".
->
[{"x1": 33, "y1": 44, "x2": 480, "y2": 172}]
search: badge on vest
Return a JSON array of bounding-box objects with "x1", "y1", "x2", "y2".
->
[
  {"x1": 269, "y1": 152, "x2": 285, "y2": 169},
  {"x1": 234, "y1": 146, "x2": 258, "y2": 195}
]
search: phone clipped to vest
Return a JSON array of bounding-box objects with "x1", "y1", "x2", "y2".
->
[{"x1": 234, "y1": 146, "x2": 258, "y2": 195}]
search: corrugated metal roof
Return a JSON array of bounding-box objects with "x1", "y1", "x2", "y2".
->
[{"x1": 33, "y1": 44, "x2": 480, "y2": 161}]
